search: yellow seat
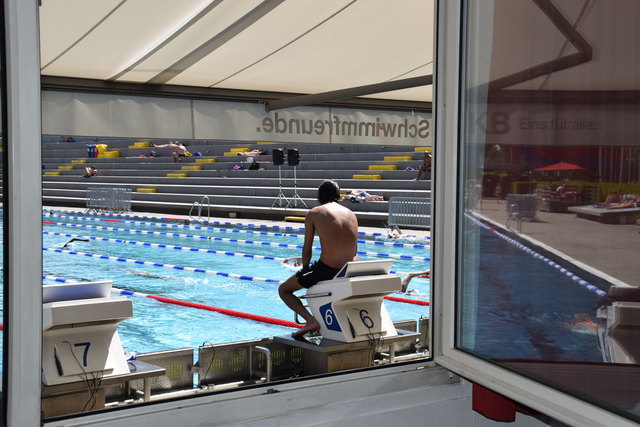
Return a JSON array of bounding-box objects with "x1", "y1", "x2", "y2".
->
[
  {"x1": 136, "y1": 188, "x2": 157, "y2": 193},
  {"x1": 166, "y1": 173, "x2": 188, "y2": 178},
  {"x1": 414, "y1": 146, "x2": 432, "y2": 152},
  {"x1": 98, "y1": 151, "x2": 120, "y2": 158},
  {"x1": 195, "y1": 158, "x2": 216, "y2": 163},
  {"x1": 133, "y1": 141, "x2": 151, "y2": 148},
  {"x1": 230, "y1": 148, "x2": 250, "y2": 153},
  {"x1": 181, "y1": 165, "x2": 202, "y2": 171},
  {"x1": 284, "y1": 216, "x2": 306, "y2": 222},
  {"x1": 57, "y1": 165, "x2": 74, "y2": 170},
  {"x1": 353, "y1": 174, "x2": 382, "y2": 180},
  {"x1": 44, "y1": 171, "x2": 61, "y2": 176},
  {"x1": 383, "y1": 156, "x2": 412, "y2": 161},
  {"x1": 71, "y1": 159, "x2": 87, "y2": 164},
  {"x1": 369, "y1": 165, "x2": 397, "y2": 171}
]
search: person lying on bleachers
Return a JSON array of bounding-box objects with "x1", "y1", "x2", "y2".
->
[
  {"x1": 83, "y1": 166, "x2": 98, "y2": 178},
  {"x1": 237, "y1": 149, "x2": 266, "y2": 156},
  {"x1": 340, "y1": 190, "x2": 384, "y2": 202}
]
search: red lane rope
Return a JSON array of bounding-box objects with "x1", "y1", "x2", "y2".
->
[
  {"x1": 384, "y1": 296, "x2": 430, "y2": 306},
  {"x1": 146, "y1": 295, "x2": 302, "y2": 329}
]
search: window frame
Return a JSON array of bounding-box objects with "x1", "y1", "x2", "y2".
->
[
  {"x1": 4, "y1": 0, "x2": 43, "y2": 426},
  {"x1": 432, "y1": 1, "x2": 637, "y2": 426}
]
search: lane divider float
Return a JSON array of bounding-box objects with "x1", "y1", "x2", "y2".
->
[
  {"x1": 45, "y1": 210, "x2": 428, "y2": 240},
  {"x1": 43, "y1": 227, "x2": 429, "y2": 261},
  {"x1": 44, "y1": 219, "x2": 428, "y2": 249},
  {"x1": 42, "y1": 248, "x2": 281, "y2": 283}
]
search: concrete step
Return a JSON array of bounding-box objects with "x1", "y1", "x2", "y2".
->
[
  {"x1": 43, "y1": 181, "x2": 429, "y2": 200},
  {"x1": 42, "y1": 189, "x2": 392, "y2": 214},
  {"x1": 43, "y1": 168, "x2": 422, "y2": 181},
  {"x1": 43, "y1": 175, "x2": 431, "y2": 191}
]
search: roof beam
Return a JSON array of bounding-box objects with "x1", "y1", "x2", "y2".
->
[{"x1": 265, "y1": 75, "x2": 432, "y2": 111}]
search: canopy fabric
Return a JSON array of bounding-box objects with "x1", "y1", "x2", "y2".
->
[
  {"x1": 39, "y1": 0, "x2": 434, "y2": 103},
  {"x1": 533, "y1": 162, "x2": 585, "y2": 171}
]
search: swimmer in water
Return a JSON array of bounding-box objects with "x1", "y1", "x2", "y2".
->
[
  {"x1": 62, "y1": 237, "x2": 90, "y2": 248},
  {"x1": 400, "y1": 269, "x2": 430, "y2": 293}
]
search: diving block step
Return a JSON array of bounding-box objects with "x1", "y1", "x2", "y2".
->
[
  {"x1": 369, "y1": 165, "x2": 397, "y2": 171},
  {"x1": 353, "y1": 174, "x2": 382, "y2": 180},
  {"x1": 166, "y1": 173, "x2": 188, "y2": 178},
  {"x1": 136, "y1": 188, "x2": 157, "y2": 193},
  {"x1": 181, "y1": 165, "x2": 202, "y2": 171},
  {"x1": 384, "y1": 156, "x2": 413, "y2": 161}
]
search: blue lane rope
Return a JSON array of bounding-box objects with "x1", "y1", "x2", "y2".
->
[
  {"x1": 467, "y1": 214, "x2": 607, "y2": 297},
  {"x1": 44, "y1": 231, "x2": 287, "y2": 261},
  {"x1": 44, "y1": 218, "x2": 428, "y2": 249},
  {"x1": 45, "y1": 209, "x2": 428, "y2": 240},
  {"x1": 42, "y1": 247, "x2": 282, "y2": 283},
  {"x1": 43, "y1": 225, "x2": 429, "y2": 262}
]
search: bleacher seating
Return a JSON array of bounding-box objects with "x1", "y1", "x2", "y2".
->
[{"x1": 42, "y1": 139, "x2": 431, "y2": 226}]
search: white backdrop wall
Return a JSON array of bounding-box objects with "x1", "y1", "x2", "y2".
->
[{"x1": 42, "y1": 90, "x2": 433, "y2": 146}]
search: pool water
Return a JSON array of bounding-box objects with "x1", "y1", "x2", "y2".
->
[
  {"x1": 40, "y1": 211, "x2": 432, "y2": 354},
  {"x1": 460, "y1": 220, "x2": 608, "y2": 362},
  {"x1": 1, "y1": 209, "x2": 607, "y2": 364}
]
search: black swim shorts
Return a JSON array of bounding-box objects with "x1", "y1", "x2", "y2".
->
[{"x1": 296, "y1": 260, "x2": 341, "y2": 289}]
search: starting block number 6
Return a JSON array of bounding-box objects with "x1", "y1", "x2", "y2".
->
[
  {"x1": 359, "y1": 309, "x2": 374, "y2": 329},
  {"x1": 319, "y1": 302, "x2": 342, "y2": 332}
]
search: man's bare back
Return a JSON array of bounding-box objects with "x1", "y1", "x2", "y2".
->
[{"x1": 307, "y1": 202, "x2": 358, "y2": 269}]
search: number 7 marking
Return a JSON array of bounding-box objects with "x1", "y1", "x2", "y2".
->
[{"x1": 74, "y1": 342, "x2": 91, "y2": 367}]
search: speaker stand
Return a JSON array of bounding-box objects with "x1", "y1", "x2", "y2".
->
[
  {"x1": 271, "y1": 165, "x2": 290, "y2": 208},
  {"x1": 286, "y1": 165, "x2": 308, "y2": 208}
]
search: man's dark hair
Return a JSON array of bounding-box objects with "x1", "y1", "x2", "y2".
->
[{"x1": 317, "y1": 180, "x2": 340, "y2": 204}]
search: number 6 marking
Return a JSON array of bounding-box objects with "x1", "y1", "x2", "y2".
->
[
  {"x1": 324, "y1": 309, "x2": 334, "y2": 326},
  {"x1": 74, "y1": 342, "x2": 91, "y2": 367},
  {"x1": 359, "y1": 309, "x2": 374, "y2": 329}
]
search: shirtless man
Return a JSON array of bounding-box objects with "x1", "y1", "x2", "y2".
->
[{"x1": 279, "y1": 180, "x2": 358, "y2": 338}]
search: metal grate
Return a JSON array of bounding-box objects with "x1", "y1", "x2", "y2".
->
[
  {"x1": 86, "y1": 187, "x2": 132, "y2": 212},
  {"x1": 388, "y1": 197, "x2": 431, "y2": 229}
]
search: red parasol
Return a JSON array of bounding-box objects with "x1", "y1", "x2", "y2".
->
[{"x1": 532, "y1": 161, "x2": 585, "y2": 171}]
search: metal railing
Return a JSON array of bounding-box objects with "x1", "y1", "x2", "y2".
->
[
  {"x1": 388, "y1": 197, "x2": 431, "y2": 229},
  {"x1": 86, "y1": 187, "x2": 132, "y2": 212}
]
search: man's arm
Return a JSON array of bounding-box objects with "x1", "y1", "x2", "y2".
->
[{"x1": 301, "y1": 214, "x2": 316, "y2": 268}]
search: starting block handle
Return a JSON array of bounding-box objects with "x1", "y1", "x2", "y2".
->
[{"x1": 300, "y1": 292, "x2": 332, "y2": 299}]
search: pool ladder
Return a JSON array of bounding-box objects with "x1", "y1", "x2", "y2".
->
[{"x1": 189, "y1": 196, "x2": 211, "y2": 222}]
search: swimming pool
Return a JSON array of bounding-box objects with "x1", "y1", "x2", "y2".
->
[
  {"x1": 40, "y1": 210, "x2": 432, "y2": 355},
  {"x1": 1, "y1": 207, "x2": 607, "y2": 364}
]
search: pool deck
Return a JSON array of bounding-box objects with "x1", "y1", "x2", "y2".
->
[{"x1": 476, "y1": 199, "x2": 639, "y2": 288}]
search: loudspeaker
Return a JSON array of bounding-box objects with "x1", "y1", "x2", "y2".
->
[
  {"x1": 272, "y1": 148, "x2": 284, "y2": 166},
  {"x1": 287, "y1": 148, "x2": 300, "y2": 166}
]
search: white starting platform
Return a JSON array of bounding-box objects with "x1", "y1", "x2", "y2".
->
[
  {"x1": 41, "y1": 281, "x2": 165, "y2": 417},
  {"x1": 275, "y1": 260, "x2": 421, "y2": 374},
  {"x1": 304, "y1": 259, "x2": 401, "y2": 342}
]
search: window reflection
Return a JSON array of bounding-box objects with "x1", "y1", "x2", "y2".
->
[{"x1": 458, "y1": 0, "x2": 639, "y2": 422}]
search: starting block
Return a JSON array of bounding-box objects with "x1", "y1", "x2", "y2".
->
[
  {"x1": 42, "y1": 281, "x2": 133, "y2": 386},
  {"x1": 303, "y1": 260, "x2": 401, "y2": 343}
]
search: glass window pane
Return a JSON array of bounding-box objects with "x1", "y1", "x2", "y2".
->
[{"x1": 458, "y1": 0, "x2": 639, "y2": 422}]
